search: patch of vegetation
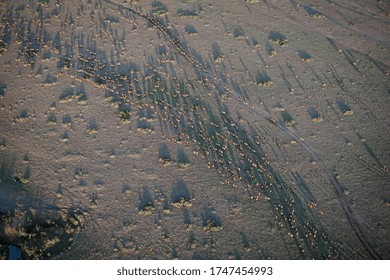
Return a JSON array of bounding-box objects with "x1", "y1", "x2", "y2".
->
[
  {"x1": 337, "y1": 100, "x2": 353, "y2": 116},
  {"x1": 184, "y1": 25, "x2": 197, "y2": 35},
  {"x1": 0, "y1": 207, "x2": 85, "y2": 259},
  {"x1": 269, "y1": 31, "x2": 288, "y2": 47},
  {"x1": 282, "y1": 111, "x2": 295, "y2": 126},
  {"x1": 136, "y1": 120, "x2": 154, "y2": 134},
  {"x1": 58, "y1": 87, "x2": 75, "y2": 103},
  {"x1": 118, "y1": 104, "x2": 131, "y2": 123},
  {"x1": 152, "y1": 1, "x2": 168, "y2": 15},
  {"x1": 203, "y1": 219, "x2": 223, "y2": 232},
  {"x1": 298, "y1": 50, "x2": 313, "y2": 62},
  {"x1": 171, "y1": 197, "x2": 192, "y2": 208},
  {"x1": 138, "y1": 203, "x2": 156, "y2": 215},
  {"x1": 86, "y1": 119, "x2": 98, "y2": 134},
  {"x1": 62, "y1": 114, "x2": 72, "y2": 127},
  {"x1": 47, "y1": 113, "x2": 57, "y2": 125},
  {"x1": 43, "y1": 73, "x2": 57, "y2": 85},
  {"x1": 177, "y1": 9, "x2": 198, "y2": 18},
  {"x1": 15, "y1": 109, "x2": 29, "y2": 122},
  {"x1": 256, "y1": 73, "x2": 273, "y2": 87}
]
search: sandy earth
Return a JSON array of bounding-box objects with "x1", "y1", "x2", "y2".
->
[{"x1": 0, "y1": 0, "x2": 389, "y2": 260}]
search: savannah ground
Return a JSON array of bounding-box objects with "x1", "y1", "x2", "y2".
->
[{"x1": 0, "y1": 0, "x2": 389, "y2": 259}]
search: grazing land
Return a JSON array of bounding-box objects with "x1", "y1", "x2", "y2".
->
[{"x1": 0, "y1": 0, "x2": 389, "y2": 259}]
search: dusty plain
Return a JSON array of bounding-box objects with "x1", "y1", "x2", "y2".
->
[{"x1": 0, "y1": 0, "x2": 389, "y2": 259}]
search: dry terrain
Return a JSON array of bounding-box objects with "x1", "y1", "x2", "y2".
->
[{"x1": 0, "y1": 0, "x2": 389, "y2": 259}]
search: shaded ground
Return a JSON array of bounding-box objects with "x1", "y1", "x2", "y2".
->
[{"x1": 0, "y1": 0, "x2": 389, "y2": 259}]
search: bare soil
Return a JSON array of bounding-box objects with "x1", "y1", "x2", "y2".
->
[{"x1": 0, "y1": 0, "x2": 389, "y2": 259}]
